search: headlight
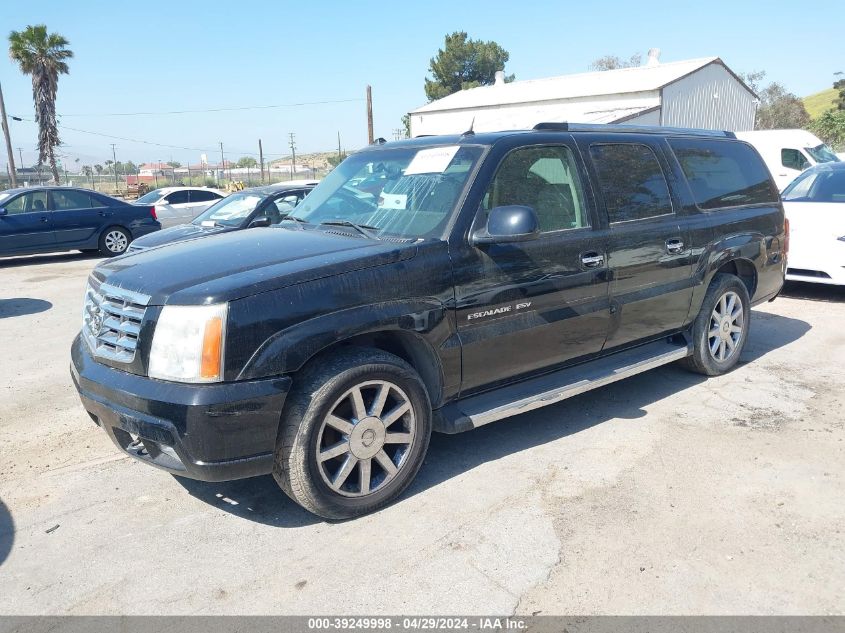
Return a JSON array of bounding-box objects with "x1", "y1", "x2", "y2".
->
[{"x1": 148, "y1": 303, "x2": 228, "y2": 382}]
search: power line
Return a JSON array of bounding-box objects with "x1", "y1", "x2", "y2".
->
[
  {"x1": 57, "y1": 97, "x2": 365, "y2": 118},
  {"x1": 12, "y1": 115, "x2": 293, "y2": 158}
]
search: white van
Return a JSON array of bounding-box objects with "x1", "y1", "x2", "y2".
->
[{"x1": 735, "y1": 129, "x2": 841, "y2": 191}]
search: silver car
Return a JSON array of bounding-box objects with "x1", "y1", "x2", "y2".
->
[{"x1": 133, "y1": 187, "x2": 226, "y2": 228}]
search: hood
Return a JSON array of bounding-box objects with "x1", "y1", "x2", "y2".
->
[
  {"x1": 129, "y1": 223, "x2": 229, "y2": 250},
  {"x1": 93, "y1": 226, "x2": 417, "y2": 305}
]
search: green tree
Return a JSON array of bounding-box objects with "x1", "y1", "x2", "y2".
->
[
  {"x1": 738, "y1": 70, "x2": 766, "y2": 95},
  {"x1": 166, "y1": 160, "x2": 181, "y2": 169},
  {"x1": 104, "y1": 159, "x2": 114, "y2": 174},
  {"x1": 424, "y1": 31, "x2": 513, "y2": 102},
  {"x1": 237, "y1": 156, "x2": 257, "y2": 168},
  {"x1": 401, "y1": 114, "x2": 411, "y2": 138},
  {"x1": 124, "y1": 160, "x2": 138, "y2": 175},
  {"x1": 589, "y1": 53, "x2": 642, "y2": 71},
  {"x1": 809, "y1": 109, "x2": 845, "y2": 151},
  {"x1": 82, "y1": 164, "x2": 93, "y2": 186},
  {"x1": 834, "y1": 72, "x2": 844, "y2": 110},
  {"x1": 8, "y1": 25, "x2": 73, "y2": 185},
  {"x1": 93, "y1": 163, "x2": 103, "y2": 176},
  {"x1": 757, "y1": 82, "x2": 811, "y2": 130},
  {"x1": 740, "y1": 71, "x2": 810, "y2": 129}
]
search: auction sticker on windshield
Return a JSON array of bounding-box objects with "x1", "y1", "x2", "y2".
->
[
  {"x1": 404, "y1": 146, "x2": 460, "y2": 175},
  {"x1": 378, "y1": 193, "x2": 408, "y2": 209}
]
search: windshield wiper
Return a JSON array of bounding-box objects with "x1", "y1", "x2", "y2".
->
[
  {"x1": 319, "y1": 219, "x2": 381, "y2": 240},
  {"x1": 281, "y1": 214, "x2": 308, "y2": 224}
]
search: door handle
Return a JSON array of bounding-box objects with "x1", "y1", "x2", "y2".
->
[
  {"x1": 40, "y1": 216, "x2": 49, "y2": 223},
  {"x1": 580, "y1": 252, "x2": 605, "y2": 268},
  {"x1": 665, "y1": 238, "x2": 685, "y2": 254}
]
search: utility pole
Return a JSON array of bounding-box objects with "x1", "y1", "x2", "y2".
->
[
  {"x1": 366, "y1": 85, "x2": 374, "y2": 145},
  {"x1": 0, "y1": 81, "x2": 18, "y2": 187},
  {"x1": 288, "y1": 133, "x2": 296, "y2": 181},
  {"x1": 110, "y1": 144, "x2": 119, "y2": 193},
  {"x1": 337, "y1": 131, "x2": 342, "y2": 160},
  {"x1": 258, "y1": 139, "x2": 265, "y2": 184},
  {"x1": 17, "y1": 147, "x2": 23, "y2": 169},
  {"x1": 219, "y1": 142, "x2": 225, "y2": 181}
]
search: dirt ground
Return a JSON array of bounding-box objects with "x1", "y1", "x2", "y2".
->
[{"x1": 0, "y1": 252, "x2": 842, "y2": 615}]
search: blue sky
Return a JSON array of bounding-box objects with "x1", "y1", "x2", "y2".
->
[{"x1": 1, "y1": 0, "x2": 842, "y2": 169}]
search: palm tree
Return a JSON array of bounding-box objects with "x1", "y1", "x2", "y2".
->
[
  {"x1": 82, "y1": 164, "x2": 93, "y2": 188},
  {"x1": 8, "y1": 25, "x2": 73, "y2": 185}
]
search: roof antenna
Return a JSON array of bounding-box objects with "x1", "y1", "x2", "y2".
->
[{"x1": 461, "y1": 117, "x2": 476, "y2": 137}]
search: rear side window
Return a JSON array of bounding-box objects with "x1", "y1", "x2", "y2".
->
[
  {"x1": 668, "y1": 139, "x2": 779, "y2": 210},
  {"x1": 190, "y1": 190, "x2": 221, "y2": 203},
  {"x1": 51, "y1": 190, "x2": 93, "y2": 210},
  {"x1": 165, "y1": 190, "x2": 190, "y2": 204},
  {"x1": 589, "y1": 143, "x2": 673, "y2": 223}
]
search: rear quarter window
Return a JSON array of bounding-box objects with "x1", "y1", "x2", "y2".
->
[{"x1": 668, "y1": 139, "x2": 779, "y2": 210}]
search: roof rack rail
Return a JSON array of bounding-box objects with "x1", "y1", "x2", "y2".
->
[{"x1": 532, "y1": 122, "x2": 736, "y2": 138}]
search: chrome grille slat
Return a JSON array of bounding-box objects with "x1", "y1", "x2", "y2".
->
[{"x1": 82, "y1": 281, "x2": 150, "y2": 363}]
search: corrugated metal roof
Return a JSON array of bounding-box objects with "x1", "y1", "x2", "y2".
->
[{"x1": 411, "y1": 57, "x2": 720, "y2": 114}]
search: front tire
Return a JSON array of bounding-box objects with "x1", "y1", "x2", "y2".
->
[
  {"x1": 680, "y1": 273, "x2": 751, "y2": 376},
  {"x1": 99, "y1": 226, "x2": 131, "y2": 256},
  {"x1": 273, "y1": 347, "x2": 432, "y2": 520}
]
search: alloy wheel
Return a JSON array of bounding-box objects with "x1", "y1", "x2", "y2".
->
[
  {"x1": 104, "y1": 230, "x2": 128, "y2": 253},
  {"x1": 708, "y1": 290, "x2": 744, "y2": 362},
  {"x1": 315, "y1": 380, "x2": 416, "y2": 497}
]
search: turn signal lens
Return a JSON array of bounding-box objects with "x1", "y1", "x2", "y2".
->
[{"x1": 200, "y1": 317, "x2": 224, "y2": 380}]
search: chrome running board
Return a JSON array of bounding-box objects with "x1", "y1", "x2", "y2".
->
[{"x1": 439, "y1": 340, "x2": 691, "y2": 433}]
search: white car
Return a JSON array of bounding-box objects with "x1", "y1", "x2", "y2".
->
[
  {"x1": 133, "y1": 187, "x2": 226, "y2": 229},
  {"x1": 781, "y1": 162, "x2": 845, "y2": 285},
  {"x1": 735, "y1": 129, "x2": 841, "y2": 192}
]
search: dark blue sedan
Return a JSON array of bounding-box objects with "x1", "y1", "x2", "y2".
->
[{"x1": 0, "y1": 186, "x2": 160, "y2": 258}]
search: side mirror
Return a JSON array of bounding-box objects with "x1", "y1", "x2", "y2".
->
[
  {"x1": 0, "y1": 207, "x2": 7, "y2": 217},
  {"x1": 248, "y1": 216, "x2": 272, "y2": 228},
  {"x1": 471, "y1": 205, "x2": 540, "y2": 245}
]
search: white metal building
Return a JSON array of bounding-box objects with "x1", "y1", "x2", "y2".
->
[{"x1": 408, "y1": 51, "x2": 757, "y2": 136}]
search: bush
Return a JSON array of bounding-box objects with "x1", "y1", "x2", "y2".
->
[{"x1": 809, "y1": 110, "x2": 845, "y2": 151}]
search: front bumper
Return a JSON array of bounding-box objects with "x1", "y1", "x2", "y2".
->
[{"x1": 70, "y1": 334, "x2": 291, "y2": 481}]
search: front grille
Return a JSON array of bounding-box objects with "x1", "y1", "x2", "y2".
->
[{"x1": 82, "y1": 281, "x2": 151, "y2": 363}]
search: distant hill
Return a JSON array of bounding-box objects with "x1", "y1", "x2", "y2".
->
[{"x1": 804, "y1": 88, "x2": 839, "y2": 118}]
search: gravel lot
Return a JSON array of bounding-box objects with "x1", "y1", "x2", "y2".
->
[{"x1": 0, "y1": 252, "x2": 843, "y2": 615}]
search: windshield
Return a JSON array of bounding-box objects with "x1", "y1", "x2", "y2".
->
[
  {"x1": 783, "y1": 168, "x2": 845, "y2": 202},
  {"x1": 192, "y1": 192, "x2": 264, "y2": 227},
  {"x1": 781, "y1": 170, "x2": 818, "y2": 200},
  {"x1": 136, "y1": 189, "x2": 165, "y2": 203},
  {"x1": 805, "y1": 144, "x2": 840, "y2": 164},
  {"x1": 287, "y1": 145, "x2": 484, "y2": 239}
]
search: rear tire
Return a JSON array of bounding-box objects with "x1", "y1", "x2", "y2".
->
[
  {"x1": 273, "y1": 347, "x2": 432, "y2": 520},
  {"x1": 98, "y1": 226, "x2": 131, "y2": 256},
  {"x1": 680, "y1": 273, "x2": 751, "y2": 376}
]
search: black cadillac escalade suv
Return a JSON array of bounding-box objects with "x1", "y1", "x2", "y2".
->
[{"x1": 71, "y1": 123, "x2": 787, "y2": 519}]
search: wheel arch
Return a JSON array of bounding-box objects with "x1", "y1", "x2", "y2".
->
[
  {"x1": 713, "y1": 257, "x2": 757, "y2": 297},
  {"x1": 100, "y1": 223, "x2": 133, "y2": 240},
  {"x1": 236, "y1": 300, "x2": 452, "y2": 408}
]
